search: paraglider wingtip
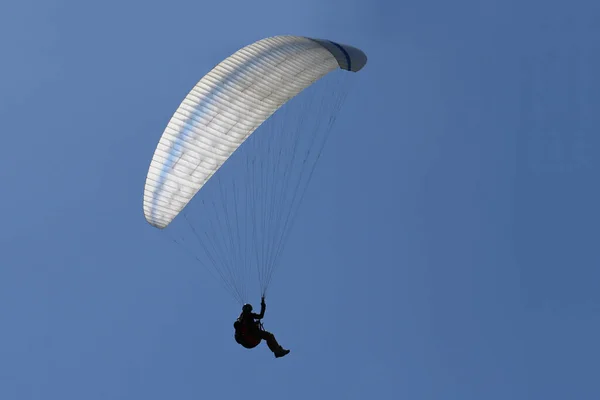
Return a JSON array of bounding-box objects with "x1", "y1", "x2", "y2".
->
[{"x1": 308, "y1": 38, "x2": 368, "y2": 73}]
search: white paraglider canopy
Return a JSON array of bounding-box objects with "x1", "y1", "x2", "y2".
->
[{"x1": 143, "y1": 35, "x2": 367, "y2": 229}]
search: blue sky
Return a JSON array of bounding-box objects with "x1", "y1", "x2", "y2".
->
[{"x1": 1, "y1": 0, "x2": 599, "y2": 399}]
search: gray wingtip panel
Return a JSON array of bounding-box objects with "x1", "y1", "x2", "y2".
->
[{"x1": 309, "y1": 38, "x2": 368, "y2": 72}]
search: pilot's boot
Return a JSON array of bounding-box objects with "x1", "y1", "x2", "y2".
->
[{"x1": 274, "y1": 347, "x2": 290, "y2": 358}]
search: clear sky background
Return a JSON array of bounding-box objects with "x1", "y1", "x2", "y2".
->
[{"x1": 1, "y1": 0, "x2": 599, "y2": 399}]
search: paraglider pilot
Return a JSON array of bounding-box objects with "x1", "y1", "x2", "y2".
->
[{"x1": 234, "y1": 296, "x2": 290, "y2": 358}]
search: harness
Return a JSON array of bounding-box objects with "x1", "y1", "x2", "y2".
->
[{"x1": 234, "y1": 317, "x2": 264, "y2": 349}]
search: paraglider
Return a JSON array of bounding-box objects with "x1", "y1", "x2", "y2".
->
[
  {"x1": 142, "y1": 35, "x2": 367, "y2": 355},
  {"x1": 233, "y1": 297, "x2": 290, "y2": 358}
]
